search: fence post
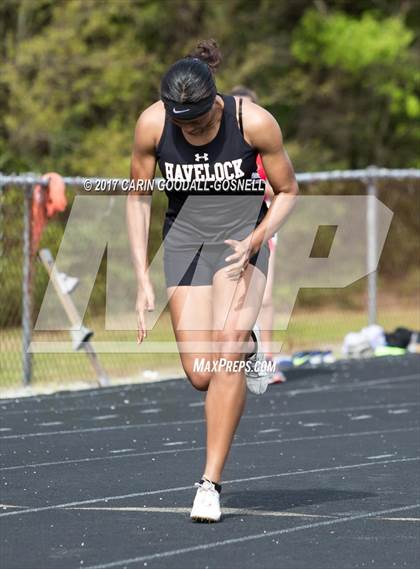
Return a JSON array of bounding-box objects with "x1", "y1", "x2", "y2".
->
[
  {"x1": 366, "y1": 166, "x2": 378, "y2": 325},
  {"x1": 22, "y1": 183, "x2": 33, "y2": 385}
]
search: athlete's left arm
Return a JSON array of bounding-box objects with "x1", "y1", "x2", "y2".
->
[{"x1": 248, "y1": 108, "x2": 299, "y2": 254}]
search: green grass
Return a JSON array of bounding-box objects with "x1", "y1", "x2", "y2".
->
[
  {"x1": 0, "y1": 311, "x2": 181, "y2": 389},
  {"x1": 1, "y1": 300, "x2": 418, "y2": 392}
]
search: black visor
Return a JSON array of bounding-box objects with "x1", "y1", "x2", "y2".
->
[{"x1": 163, "y1": 88, "x2": 217, "y2": 121}]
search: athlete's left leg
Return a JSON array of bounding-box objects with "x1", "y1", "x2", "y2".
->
[
  {"x1": 202, "y1": 263, "x2": 267, "y2": 484},
  {"x1": 258, "y1": 242, "x2": 276, "y2": 359}
]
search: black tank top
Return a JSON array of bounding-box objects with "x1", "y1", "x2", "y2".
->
[{"x1": 156, "y1": 94, "x2": 268, "y2": 247}]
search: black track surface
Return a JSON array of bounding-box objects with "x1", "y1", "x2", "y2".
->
[{"x1": 1, "y1": 355, "x2": 419, "y2": 569}]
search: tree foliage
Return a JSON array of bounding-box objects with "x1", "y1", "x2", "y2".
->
[
  {"x1": 0, "y1": 0, "x2": 418, "y2": 326},
  {"x1": 0, "y1": 0, "x2": 418, "y2": 174}
]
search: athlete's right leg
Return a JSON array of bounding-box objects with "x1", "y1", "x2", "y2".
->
[
  {"x1": 166, "y1": 283, "x2": 224, "y2": 522},
  {"x1": 166, "y1": 284, "x2": 214, "y2": 392}
]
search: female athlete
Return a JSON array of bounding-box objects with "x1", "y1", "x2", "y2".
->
[{"x1": 127, "y1": 39, "x2": 298, "y2": 522}]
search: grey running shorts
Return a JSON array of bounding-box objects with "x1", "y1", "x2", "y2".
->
[{"x1": 163, "y1": 242, "x2": 270, "y2": 287}]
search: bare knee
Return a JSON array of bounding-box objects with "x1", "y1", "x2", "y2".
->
[
  {"x1": 213, "y1": 330, "x2": 250, "y2": 358},
  {"x1": 186, "y1": 370, "x2": 212, "y2": 391}
]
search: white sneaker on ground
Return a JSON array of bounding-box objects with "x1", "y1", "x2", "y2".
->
[
  {"x1": 245, "y1": 325, "x2": 273, "y2": 395},
  {"x1": 190, "y1": 478, "x2": 222, "y2": 523}
]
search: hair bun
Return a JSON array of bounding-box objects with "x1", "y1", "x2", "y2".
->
[{"x1": 190, "y1": 39, "x2": 222, "y2": 74}]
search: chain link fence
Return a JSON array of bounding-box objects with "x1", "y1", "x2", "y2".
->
[
  {"x1": 276, "y1": 171, "x2": 419, "y2": 355},
  {"x1": 0, "y1": 168, "x2": 419, "y2": 391},
  {"x1": 0, "y1": 179, "x2": 180, "y2": 391}
]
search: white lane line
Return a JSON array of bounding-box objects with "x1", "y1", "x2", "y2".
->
[
  {"x1": 285, "y1": 373, "x2": 419, "y2": 396},
  {"x1": 0, "y1": 371, "x2": 418, "y2": 419},
  {"x1": 55, "y1": 507, "x2": 420, "y2": 523},
  {"x1": 2, "y1": 395, "x2": 419, "y2": 441},
  {"x1": 350, "y1": 415, "x2": 372, "y2": 421},
  {"x1": 388, "y1": 409, "x2": 410, "y2": 415},
  {"x1": 0, "y1": 420, "x2": 204, "y2": 440},
  {"x1": 0, "y1": 400, "x2": 159, "y2": 417},
  {"x1": 65, "y1": 506, "x2": 334, "y2": 519},
  {"x1": 0, "y1": 456, "x2": 418, "y2": 519},
  {"x1": 91, "y1": 415, "x2": 119, "y2": 421},
  {"x1": 163, "y1": 441, "x2": 188, "y2": 447},
  {"x1": 0, "y1": 384, "x2": 415, "y2": 420},
  {"x1": 0, "y1": 380, "x2": 171, "y2": 405},
  {"x1": 109, "y1": 449, "x2": 135, "y2": 454},
  {"x1": 367, "y1": 453, "x2": 396, "y2": 459},
  {"x1": 37, "y1": 421, "x2": 63, "y2": 427},
  {"x1": 1, "y1": 426, "x2": 418, "y2": 472},
  {"x1": 377, "y1": 516, "x2": 420, "y2": 522},
  {"x1": 83, "y1": 503, "x2": 420, "y2": 569},
  {"x1": 368, "y1": 384, "x2": 419, "y2": 393},
  {"x1": 0, "y1": 504, "x2": 28, "y2": 510},
  {"x1": 0, "y1": 365, "x2": 416, "y2": 409},
  {"x1": 1, "y1": 400, "x2": 418, "y2": 436},
  {"x1": 3, "y1": 397, "x2": 411, "y2": 427}
]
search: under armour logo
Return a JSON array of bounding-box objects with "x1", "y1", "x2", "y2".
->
[{"x1": 194, "y1": 153, "x2": 209, "y2": 162}]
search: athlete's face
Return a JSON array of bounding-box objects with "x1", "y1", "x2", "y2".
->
[{"x1": 171, "y1": 105, "x2": 219, "y2": 136}]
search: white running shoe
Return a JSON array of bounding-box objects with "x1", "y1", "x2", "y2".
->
[
  {"x1": 245, "y1": 325, "x2": 273, "y2": 395},
  {"x1": 190, "y1": 478, "x2": 222, "y2": 523}
]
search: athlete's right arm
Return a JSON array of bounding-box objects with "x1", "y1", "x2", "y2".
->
[{"x1": 127, "y1": 107, "x2": 160, "y2": 343}]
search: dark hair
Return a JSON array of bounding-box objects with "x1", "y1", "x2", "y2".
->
[
  {"x1": 229, "y1": 85, "x2": 258, "y2": 103},
  {"x1": 160, "y1": 39, "x2": 222, "y2": 104},
  {"x1": 189, "y1": 39, "x2": 222, "y2": 74}
]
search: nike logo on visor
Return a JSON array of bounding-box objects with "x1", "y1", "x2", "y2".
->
[{"x1": 173, "y1": 108, "x2": 191, "y2": 114}]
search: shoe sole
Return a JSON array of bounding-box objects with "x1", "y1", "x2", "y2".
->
[{"x1": 191, "y1": 515, "x2": 221, "y2": 523}]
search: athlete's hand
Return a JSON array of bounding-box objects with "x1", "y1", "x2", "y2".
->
[
  {"x1": 224, "y1": 238, "x2": 252, "y2": 281},
  {"x1": 136, "y1": 279, "x2": 155, "y2": 344}
]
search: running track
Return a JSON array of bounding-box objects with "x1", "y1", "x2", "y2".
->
[{"x1": 1, "y1": 355, "x2": 419, "y2": 568}]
